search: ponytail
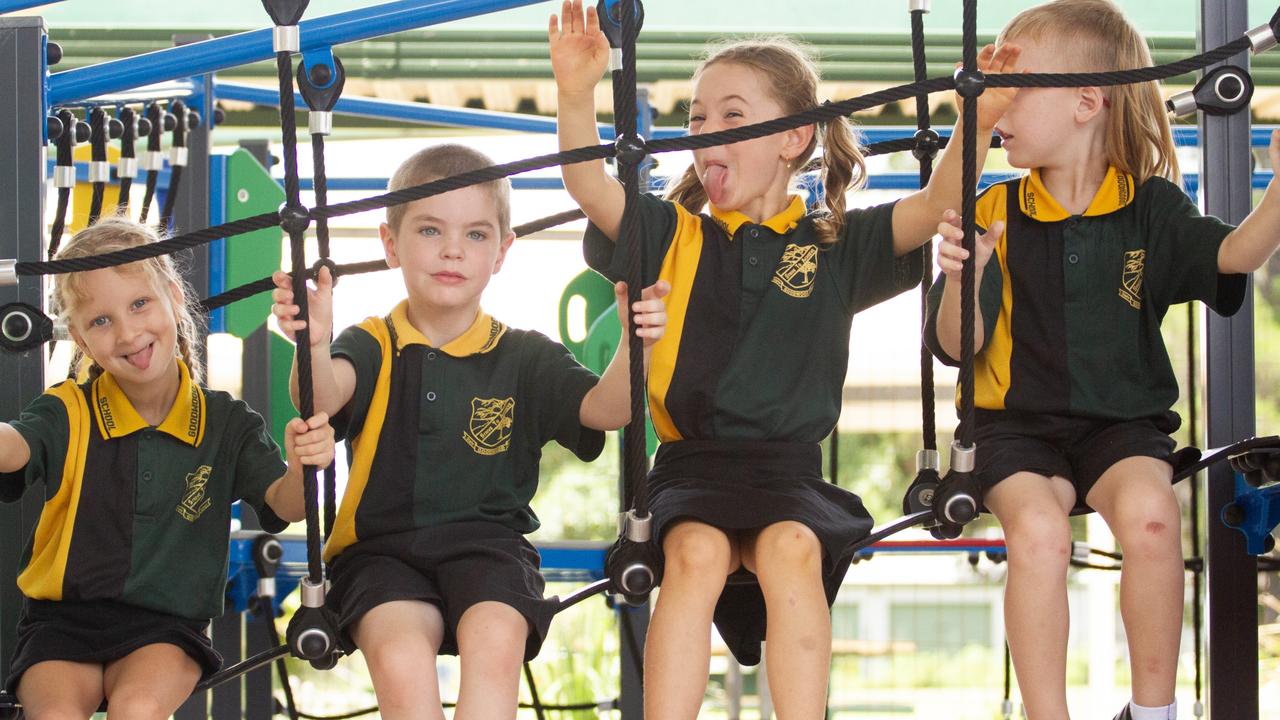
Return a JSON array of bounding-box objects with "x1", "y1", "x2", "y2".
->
[{"x1": 812, "y1": 115, "x2": 867, "y2": 245}]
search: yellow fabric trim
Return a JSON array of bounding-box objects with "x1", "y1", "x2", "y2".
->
[
  {"x1": 90, "y1": 359, "x2": 205, "y2": 446},
  {"x1": 18, "y1": 382, "x2": 92, "y2": 599},
  {"x1": 1018, "y1": 166, "x2": 1135, "y2": 221},
  {"x1": 324, "y1": 317, "x2": 394, "y2": 562},
  {"x1": 956, "y1": 184, "x2": 1014, "y2": 411},
  {"x1": 709, "y1": 195, "x2": 806, "y2": 236},
  {"x1": 386, "y1": 300, "x2": 506, "y2": 357},
  {"x1": 648, "y1": 204, "x2": 707, "y2": 442}
]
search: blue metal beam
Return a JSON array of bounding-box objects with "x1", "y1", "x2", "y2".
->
[
  {"x1": 48, "y1": 0, "x2": 545, "y2": 105},
  {"x1": 214, "y1": 81, "x2": 687, "y2": 139},
  {"x1": 0, "y1": 0, "x2": 64, "y2": 12}
]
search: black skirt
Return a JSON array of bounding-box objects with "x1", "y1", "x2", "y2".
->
[
  {"x1": 5, "y1": 598, "x2": 221, "y2": 694},
  {"x1": 646, "y1": 439, "x2": 873, "y2": 665}
]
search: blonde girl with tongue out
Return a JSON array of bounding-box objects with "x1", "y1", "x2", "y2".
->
[
  {"x1": 0, "y1": 218, "x2": 333, "y2": 720},
  {"x1": 550, "y1": 2, "x2": 1017, "y2": 716}
]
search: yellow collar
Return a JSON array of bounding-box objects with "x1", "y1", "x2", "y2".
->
[
  {"x1": 388, "y1": 300, "x2": 506, "y2": 357},
  {"x1": 1018, "y1": 166, "x2": 1135, "y2": 221},
  {"x1": 91, "y1": 358, "x2": 205, "y2": 446},
  {"x1": 709, "y1": 195, "x2": 807, "y2": 236}
]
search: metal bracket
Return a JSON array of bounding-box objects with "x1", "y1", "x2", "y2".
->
[{"x1": 949, "y1": 440, "x2": 976, "y2": 473}]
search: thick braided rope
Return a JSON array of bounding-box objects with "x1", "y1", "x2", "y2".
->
[
  {"x1": 117, "y1": 107, "x2": 138, "y2": 215},
  {"x1": 139, "y1": 103, "x2": 164, "y2": 224},
  {"x1": 309, "y1": 126, "x2": 338, "y2": 543},
  {"x1": 88, "y1": 108, "x2": 108, "y2": 226},
  {"x1": 911, "y1": 6, "x2": 937, "y2": 455},
  {"x1": 48, "y1": 189, "x2": 70, "y2": 260},
  {"x1": 617, "y1": 0, "x2": 651, "y2": 518},
  {"x1": 957, "y1": 0, "x2": 978, "y2": 449},
  {"x1": 1186, "y1": 302, "x2": 1204, "y2": 707},
  {"x1": 274, "y1": 47, "x2": 325, "y2": 587}
]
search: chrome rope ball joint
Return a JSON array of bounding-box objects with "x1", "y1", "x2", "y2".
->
[
  {"x1": 911, "y1": 128, "x2": 941, "y2": 162},
  {"x1": 614, "y1": 134, "x2": 648, "y2": 167},
  {"x1": 279, "y1": 203, "x2": 312, "y2": 237},
  {"x1": 952, "y1": 67, "x2": 987, "y2": 99}
]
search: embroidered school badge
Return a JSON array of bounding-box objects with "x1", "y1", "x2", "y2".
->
[
  {"x1": 771, "y1": 243, "x2": 819, "y2": 298},
  {"x1": 177, "y1": 465, "x2": 214, "y2": 522},
  {"x1": 463, "y1": 397, "x2": 515, "y2": 456},
  {"x1": 1118, "y1": 249, "x2": 1145, "y2": 310}
]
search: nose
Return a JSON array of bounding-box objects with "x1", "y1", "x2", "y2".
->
[{"x1": 439, "y1": 232, "x2": 464, "y2": 260}]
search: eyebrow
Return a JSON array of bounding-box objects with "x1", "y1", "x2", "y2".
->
[
  {"x1": 689, "y1": 94, "x2": 749, "y2": 108},
  {"x1": 407, "y1": 214, "x2": 497, "y2": 230}
]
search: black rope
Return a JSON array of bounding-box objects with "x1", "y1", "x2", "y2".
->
[
  {"x1": 49, "y1": 189, "x2": 71, "y2": 260},
  {"x1": 87, "y1": 106, "x2": 108, "y2": 226},
  {"x1": 273, "y1": 46, "x2": 324, "y2": 588},
  {"x1": 309, "y1": 110, "x2": 338, "y2": 547},
  {"x1": 159, "y1": 100, "x2": 188, "y2": 234},
  {"x1": 117, "y1": 106, "x2": 140, "y2": 216},
  {"x1": 910, "y1": 6, "x2": 937, "y2": 455},
  {"x1": 138, "y1": 102, "x2": 164, "y2": 224},
  {"x1": 254, "y1": 601, "x2": 300, "y2": 720},
  {"x1": 616, "y1": 0, "x2": 651, "y2": 518},
  {"x1": 48, "y1": 108, "x2": 76, "y2": 259},
  {"x1": 522, "y1": 662, "x2": 548, "y2": 720},
  {"x1": 957, "y1": 0, "x2": 978, "y2": 448}
]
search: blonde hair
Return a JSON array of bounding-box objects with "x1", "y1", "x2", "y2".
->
[
  {"x1": 52, "y1": 218, "x2": 204, "y2": 383},
  {"x1": 999, "y1": 0, "x2": 1179, "y2": 185},
  {"x1": 666, "y1": 38, "x2": 867, "y2": 245},
  {"x1": 385, "y1": 144, "x2": 512, "y2": 236}
]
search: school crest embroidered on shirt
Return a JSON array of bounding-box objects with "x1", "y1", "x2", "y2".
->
[
  {"x1": 771, "y1": 243, "x2": 819, "y2": 298},
  {"x1": 1118, "y1": 249, "x2": 1145, "y2": 310},
  {"x1": 177, "y1": 465, "x2": 214, "y2": 522},
  {"x1": 463, "y1": 397, "x2": 514, "y2": 456}
]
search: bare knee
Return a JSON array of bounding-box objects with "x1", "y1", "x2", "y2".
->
[
  {"x1": 663, "y1": 523, "x2": 732, "y2": 578},
  {"x1": 22, "y1": 703, "x2": 100, "y2": 720},
  {"x1": 753, "y1": 521, "x2": 822, "y2": 578},
  {"x1": 104, "y1": 689, "x2": 170, "y2": 720},
  {"x1": 1002, "y1": 510, "x2": 1072, "y2": 571},
  {"x1": 1113, "y1": 505, "x2": 1182, "y2": 563}
]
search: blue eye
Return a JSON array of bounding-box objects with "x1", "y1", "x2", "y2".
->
[
  {"x1": 132, "y1": 298, "x2": 149, "y2": 311},
  {"x1": 90, "y1": 316, "x2": 109, "y2": 328},
  {"x1": 468, "y1": 230, "x2": 487, "y2": 241},
  {"x1": 419, "y1": 226, "x2": 439, "y2": 237}
]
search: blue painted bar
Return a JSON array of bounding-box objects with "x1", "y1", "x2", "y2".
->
[
  {"x1": 52, "y1": 80, "x2": 199, "y2": 109},
  {"x1": 0, "y1": 0, "x2": 64, "y2": 12},
  {"x1": 48, "y1": 0, "x2": 546, "y2": 105},
  {"x1": 214, "y1": 81, "x2": 686, "y2": 140},
  {"x1": 207, "y1": 155, "x2": 228, "y2": 334}
]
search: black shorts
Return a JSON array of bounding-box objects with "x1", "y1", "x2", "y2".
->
[
  {"x1": 5, "y1": 598, "x2": 220, "y2": 694},
  {"x1": 326, "y1": 521, "x2": 557, "y2": 662},
  {"x1": 647, "y1": 440, "x2": 873, "y2": 666},
  {"x1": 967, "y1": 409, "x2": 1197, "y2": 512}
]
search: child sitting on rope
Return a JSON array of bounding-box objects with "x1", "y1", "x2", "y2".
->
[
  {"x1": 0, "y1": 218, "x2": 334, "y2": 720},
  {"x1": 270, "y1": 143, "x2": 669, "y2": 720},
  {"x1": 549, "y1": 0, "x2": 1019, "y2": 715},
  {"x1": 924, "y1": 2, "x2": 1280, "y2": 719}
]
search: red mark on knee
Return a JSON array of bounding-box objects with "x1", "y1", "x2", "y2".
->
[{"x1": 1145, "y1": 521, "x2": 1166, "y2": 535}]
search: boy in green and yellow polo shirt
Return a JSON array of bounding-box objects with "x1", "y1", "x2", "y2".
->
[{"x1": 271, "y1": 143, "x2": 668, "y2": 719}]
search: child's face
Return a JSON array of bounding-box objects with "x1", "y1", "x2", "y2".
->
[
  {"x1": 993, "y1": 37, "x2": 1102, "y2": 169},
  {"x1": 68, "y1": 267, "x2": 181, "y2": 387},
  {"x1": 688, "y1": 61, "x2": 811, "y2": 213},
  {"x1": 380, "y1": 185, "x2": 515, "y2": 316}
]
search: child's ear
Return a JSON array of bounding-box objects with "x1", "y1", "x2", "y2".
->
[
  {"x1": 783, "y1": 124, "x2": 816, "y2": 167},
  {"x1": 1076, "y1": 86, "x2": 1107, "y2": 123},
  {"x1": 379, "y1": 223, "x2": 401, "y2": 269},
  {"x1": 492, "y1": 231, "x2": 517, "y2": 274}
]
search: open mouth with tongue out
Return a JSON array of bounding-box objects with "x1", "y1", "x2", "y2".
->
[
  {"x1": 701, "y1": 161, "x2": 730, "y2": 206},
  {"x1": 123, "y1": 341, "x2": 155, "y2": 371}
]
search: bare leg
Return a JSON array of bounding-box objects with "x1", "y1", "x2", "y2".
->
[
  {"x1": 1086, "y1": 456, "x2": 1182, "y2": 708},
  {"x1": 645, "y1": 520, "x2": 739, "y2": 720},
  {"x1": 454, "y1": 601, "x2": 528, "y2": 720},
  {"x1": 352, "y1": 600, "x2": 448, "y2": 720},
  {"x1": 986, "y1": 472, "x2": 1076, "y2": 720},
  {"x1": 102, "y1": 643, "x2": 201, "y2": 720},
  {"x1": 16, "y1": 660, "x2": 104, "y2": 719},
  {"x1": 741, "y1": 520, "x2": 828, "y2": 720}
]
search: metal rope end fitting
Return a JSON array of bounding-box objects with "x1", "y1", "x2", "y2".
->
[
  {"x1": 169, "y1": 147, "x2": 189, "y2": 168},
  {"x1": 88, "y1": 161, "x2": 110, "y2": 184},
  {"x1": 300, "y1": 576, "x2": 326, "y2": 608},
  {"x1": 257, "y1": 577, "x2": 277, "y2": 599},
  {"x1": 309, "y1": 110, "x2": 333, "y2": 136},
  {"x1": 0, "y1": 260, "x2": 17, "y2": 288},
  {"x1": 916, "y1": 449, "x2": 940, "y2": 473},
  {"x1": 1248, "y1": 22, "x2": 1278, "y2": 54},
  {"x1": 1167, "y1": 90, "x2": 1197, "y2": 117},
  {"x1": 117, "y1": 157, "x2": 138, "y2": 179},
  {"x1": 908, "y1": 0, "x2": 930, "y2": 12},
  {"x1": 619, "y1": 510, "x2": 652, "y2": 542},
  {"x1": 53, "y1": 323, "x2": 70, "y2": 342},
  {"x1": 141, "y1": 150, "x2": 165, "y2": 172},
  {"x1": 609, "y1": 47, "x2": 623, "y2": 72},
  {"x1": 949, "y1": 440, "x2": 976, "y2": 473},
  {"x1": 53, "y1": 165, "x2": 76, "y2": 188},
  {"x1": 273, "y1": 25, "x2": 300, "y2": 54}
]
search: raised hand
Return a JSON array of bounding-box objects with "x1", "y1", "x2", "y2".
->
[
  {"x1": 936, "y1": 209, "x2": 1002, "y2": 280},
  {"x1": 957, "y1": 42, "x2": 1022, "y2": 131},
  {"x1": 616, "y1": 279, "x2": 670, "y2": 347},
  {"x1": 549, "y1": 0, "x2": 613, "y2": 97},
  {"x1": 270, "y1": 266, "x2": 333, "y2": 347}
]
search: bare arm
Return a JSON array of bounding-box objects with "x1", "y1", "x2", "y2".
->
[
  {"x1": 933, "y1": 211, "x2": 1002, "y2": 362},
  {"x1": 1218, "y1": 130, "x2": 1280, "y2": 274},
  {"x1": 0, "y1": 423, "x2": 31, "y2": 474},
  {"x1": 263, "y1": 413, "x2": 335, "y2": 523},
  {"x1": 579, "y1": 280, "x2": 670, "y2": 430},
  {"x1": 550, "y1": 0, "x2": 626, "y2": 240},
  {"x1": 271, "y1": 267, "x2": 357, "y2": 417},
  {"x1": 892, "y1": 44, "x2": 1021, "y2": 256}
]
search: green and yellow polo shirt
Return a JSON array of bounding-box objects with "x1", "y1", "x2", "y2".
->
[
  {"x1": 1, "y1": 359, "x2": 288, "y2": 620},
  {"x1": 924, "y1": 167, "x2": 1245, "y2": 420},
  {"x1": 584, "y1": 193, "x2": 920, "y2": 443},
  {"x1": 324, "y1": 301, "x2": 604, "y2": 561}
]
